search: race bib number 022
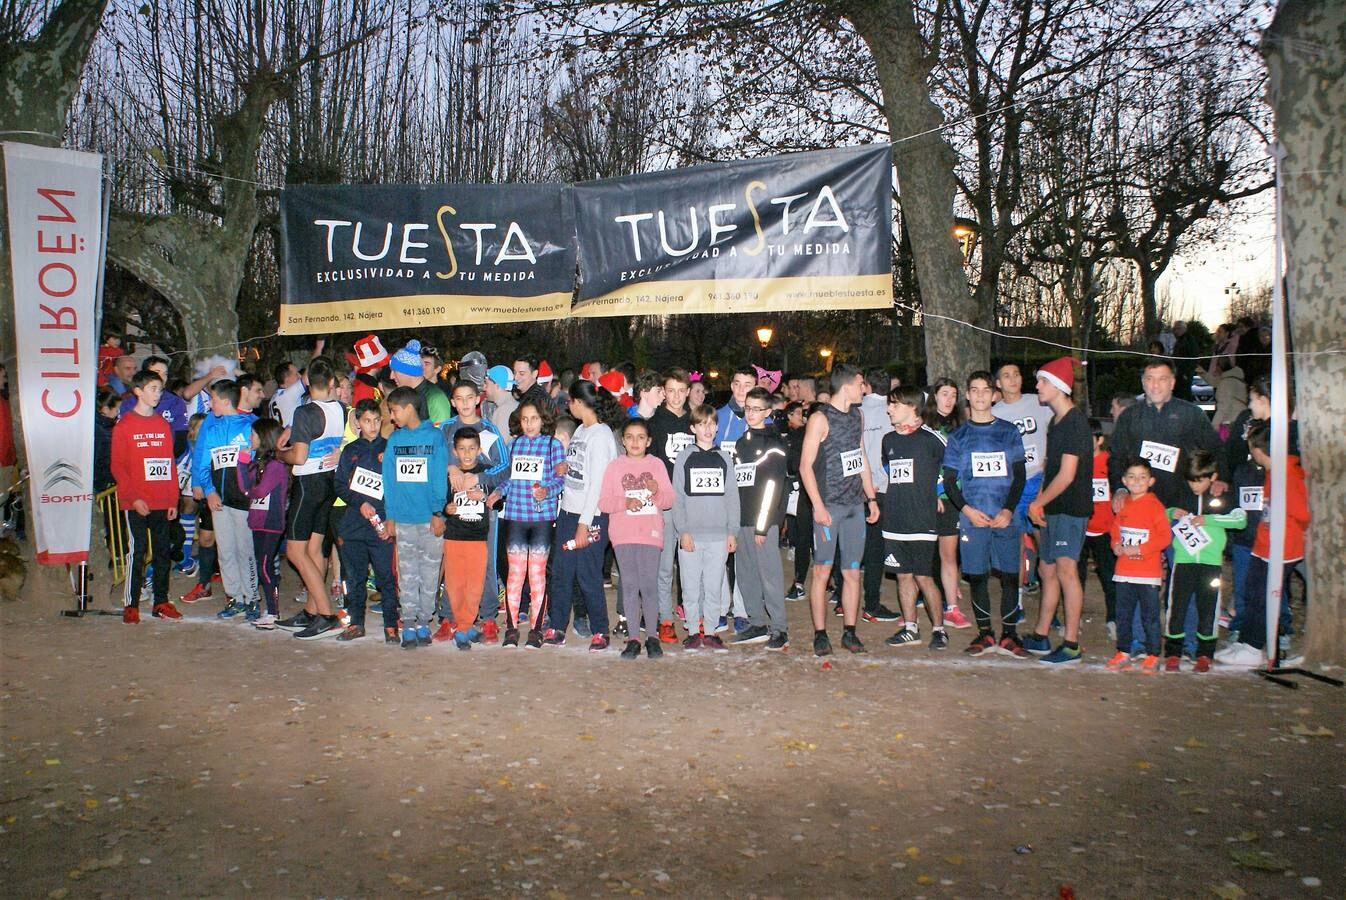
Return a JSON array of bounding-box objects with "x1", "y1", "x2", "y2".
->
[{"x1": 350, "y1": 466, "x2": 384, "y2": 500}]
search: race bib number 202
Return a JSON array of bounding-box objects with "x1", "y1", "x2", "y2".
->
[{"x1": 144, "y1": 458, "x2": 172, "y2": 482}]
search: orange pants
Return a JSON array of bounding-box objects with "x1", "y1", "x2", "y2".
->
[{"x1": 443, "y1": 540, "x2": 487, "y2": 629}]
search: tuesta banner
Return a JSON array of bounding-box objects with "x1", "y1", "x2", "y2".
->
[
  {"x1": 571, "y1": 144, "x2": 894, "y2": 318},
  {"x1": 279, "y1": 184, "x2": 576, "y2": 334},
  {"x1": 3, "y1": 143, "x2": 103, "y2": 565}
]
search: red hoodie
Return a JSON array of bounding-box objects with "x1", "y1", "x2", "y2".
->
[
  {"x1": 1086, "y1": 451, "x2": 1114, "y2": 536},
  {"x1": 1252, "y1": 455, "x2": 1310, "y2": 562},
  {"x1": 111, "y1": 411, "x2": 179, "y2": 510},
  {"x1": 1110, "y1": 491, "x2": 1171, "y2": 585}
]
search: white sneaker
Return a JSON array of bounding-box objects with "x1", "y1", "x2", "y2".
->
[
  {"x1": 293, "y1": 590, "x2": 308, "y2": 605},
  {"x1": 253, "y1": 613, "x2": 277, "y2": 630},
  {"x1": 1215, "y1": 642, "x2": 1265, "y2": 667},
  {"x1": 1106, "y1": 621, "x2": 1117, "y2": 642}
]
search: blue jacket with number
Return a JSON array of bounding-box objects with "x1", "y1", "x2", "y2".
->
[
  {"x1": 381, "y1": 421, "x2": 448, "y2": 526},
  {"x1": 335, "y1": 434, "x2": 388, "y2": 539},
  {"x1": 192, "y1": 411, "x2": 257, "y2": 509}
]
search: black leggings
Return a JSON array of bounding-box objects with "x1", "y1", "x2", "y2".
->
[
  {"x1": 1078, "y1": 533, "x2": 1117, "y2": 622},
  {"x1": 967, "y1": 570, "x2": 1021, "y2": 635},
  {"x1": 1164, "y1": 562, "x2": 1220, "y2": 658}
]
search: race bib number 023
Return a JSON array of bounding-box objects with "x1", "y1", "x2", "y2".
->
[{"x1": 511, "y1": 454, "x2": 545, "y2": 480}]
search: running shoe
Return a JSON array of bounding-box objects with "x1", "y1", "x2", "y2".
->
[
  {"x1": 525, "y1": 629, "x2": 543, "y2": 650},
  {"x1": 431, "y1": 619, "x2": 455, "y2": 643},
  {"x1": 122, "y1": 606, "x2": 140, "y2": 624},
  {"x1": 243, "y1": 603, "x2": 261, "y2": 623},
  {"x1": 644, "y1": 636, "x2": 664, "y2": 659},
  {"x1": 621, "y1": 640, "x2": 641, "y2": 660},
  {"x1": 573, "y1": 617, "x2": 592, "y2": 639},
  {"x1": 151, "y1": 602, "x2": 183, "y2": 620},
  {"x1": 336, "y1": 624, "x2": 365, "y2": 642},
  {"x1": 179, "y1": 583, "x2": 211, "y2": 604},
  {"x1": 832, "y1": 602, "x2": 844, "y2": 617},
  {"x1": 384, "y1": 626, "x2": 399, "y2": 644},
  {"x1": 943, "y1": 606, "x2": 972, "y2": 629},
  {"x1": 276, "y1": 610, "x2": 315, "y2": 631},
  {"x1": 543, "y1": 628, "x2": 566, "y2": 647},
  {"x1": 481, "y1": 620, "x2": 499, "y2": 643},
  {"x1": 813, "y1": 632, "x2": 833, "y2": 656},
  {"x1": 295, "y1": 615, "x2": 342, "y2": 640},
  {"x1": 733, "y1": 625, "x2": 770, "y2": 644},
  {"x1": 1217, "y1": 611, "x2": 1232, "y2": 630},
  {"x1": 253, "y1": 614, "x2": 277, "y2": 630},
  {"x1": 675, "y1": 604, "x2": 686, "y2": 623},
  {"x1": 454, "y1": 634, "x2": 473, "y2": 650},
  {"x1": 928, "y1": 629, "x2": 949, "y2": 651},
  {"x1": 682, "y1": 634, "x2": 704, "y2": 652},
  {"x1": 867, "y1": 604, "x2": 901, "y2": 622},
  {"x1": 785, "y1": 583, "x2": 806, "y2": 602},
  {"x1": 401, "y1": 629, "x2": 418, "y2": 650},
  {"x1": 702, "y1": 634, "x2": 729, "y2": 652},
  {"x1": 658, "y1": 621, "x2": 677, "y2": 643},
  {"x1": 502, "y1": 627, "x2": 520, "y2": 648},
  {"x1": 1106, "y1": 621, "x2": 1117, "y2": 643},
  {"x1": 733, "y1": 616, "x2": 751, "y2": 634},
  {"x1": 589, "y1": 634, "x2": 610, "y2": 652},
  {"x1": 1105, "y1": 651, "x2": 1131, "y2": 671},
  {"x1": 766, "y1": 631, "x2": 790, "y2": 651},
  {"x1": 216, "y1": 600, "x2": 246, "y2": 619},
  {"x1": 615, "y1": 615, "x2": 628, "y2": 638},
  {"x1": 996, "y1": 634, "x2": 1030, "y2": 659},
  {"x1": 885, "y1": 626, "x2": 920, "y2": 647},
  {"x1": 841, "y1": 630, "x2": 867, "y2": 653},
  {"x1": 1164, "y1": 655, "x2": 1181, "y2": 673},
  {"x1": 175, "y1": 559, "x2": 199, "y2": 578},
  {"x1": 1021, "y1": 633, "x2": 1052, "y2": 655},
  {"x1": 1193, "y1": 655, "x2": 1212, "y2": 673},
  {"x1": 1215, "y1": 641, "x2": 1264, "y2": 667},
  {"x1": 1040, "y1": 643, "x2": 1082, "y2": 665},
  {"x1": 964, "y1": 633, "x2": 997, "y2": 656},
  {"x1": 714, "y1": 616, "x2": 730, "y2": 634},
  {"x1": 1138, "y1": 654, "x2": 1160, "y2": 674},
  {"x1": 416, "y1": 625, "x2": 432, "y2": 647},
  {"x1": 293, "y1": 590, "x2": 308, "y2": 606}
]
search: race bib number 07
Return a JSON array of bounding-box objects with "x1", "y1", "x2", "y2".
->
[
  {"x1": 1139, "y1": 440, "x2": 1179, "y2": 473},
  {"x1": 396, "y1": 456, "x2": 428, "y2": 482},
  {"x1": 970, "y1": 451, "x2": 1007, "y2": 478},
  {"x1": 1239, "y1": 486, "x2": 1264, "y2": 511},
  {"x1": 144, "y1": 458, "x2": 172, "y2": 482}
]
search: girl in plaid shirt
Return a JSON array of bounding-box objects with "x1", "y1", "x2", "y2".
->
[{"x1": 489, "y1": 400, "x2": 566, "y2": 648}]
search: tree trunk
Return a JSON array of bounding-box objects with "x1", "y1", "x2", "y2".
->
[
  {"x1": 844, "y1": 0, "x2": 988, "y2": 381},
  {"x1": 1264, "y1": 0, "x2": 1346, "y2": 668},
  {"x1": 1137, "y1": 261, "x2": 1159, "y2": 344}
]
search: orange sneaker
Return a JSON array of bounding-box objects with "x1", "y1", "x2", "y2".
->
[
  {"x1": 431, "y1": 619, "x2": 456, "y2": 642},
  {"x1": 179, "y1": 583, "x2": 211, "y2": 604},
  {"x1": 1139, "y1": 654, "x2": 1160, "y2": 674},
  {"x1": 1105, "y1": 651, "x2": 1131, "y2": 671},
  {"x1": 1164, "y1": 655, "x2": 1180, "y2": 673},
  {"x1": 481, "y1": 619, "x2": 499, "y2": 643},
  {"x1": 658, "y1": 620, "x2": 677, "y2": 644},
  {"x1": 122, "y1": 606, "x2": 140, "y2": 624},
  {"x1": 152, "y1": 602, "x2": 183, "y2": 620},
  {"x1": 943, "y1": 606, "x2": 972, "y2": 629},
  {"x1": 1193, "y1": 655, "x2": 1212, "y2": 673}
]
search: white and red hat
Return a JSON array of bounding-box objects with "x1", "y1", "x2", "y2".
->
[
  {"x1": 538, "y1": 360, "x2": 554, "y2": 384},
  {"x1": 346, "y1": 334, "x2": 390, "y2": 373},
  {"x1": 1036, "y1": 357, "x2": 1078, "y2": 395},
  {"x1": 597, "y1": 371, "x2": 626, "y2": 395}
]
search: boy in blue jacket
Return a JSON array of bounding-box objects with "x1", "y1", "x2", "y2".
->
[
  {"x1": 334, "y1": 399, "x2": 400, "y2": 643},
  {"x1": 381, "y1": 387, "x2": 448, "y2": 649},
  {"x1": 190, "y1": 380, "x2": 259, "y2": 620}
]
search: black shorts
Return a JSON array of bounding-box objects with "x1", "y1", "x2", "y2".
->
[
  {"x1": 195, "y1": 501, "x2": 214, "y2": 533},
  {"x1": 936, "y1": 500, "x2": 960, "y2": 537},
  {"x1": 286, "y1": 472, "x2": 336, "y2": 542},
  {"x1": 885, "y1": 538, "x2": 938, "y2": 578}
]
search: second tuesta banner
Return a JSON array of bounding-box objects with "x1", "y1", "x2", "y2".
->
[
  {"x1": 572, "y1": 144, "x2": 894, "y2": 317},
  {"x1": 279, "y1": 184, "x2": 577, "y2": 334},
  {"x1": 277, "y1": 145, "x2": 893, "y2": 332}
]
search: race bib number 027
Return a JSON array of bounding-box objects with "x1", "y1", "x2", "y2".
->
[{"x1": 396, "y1": 456, "x2": 428, "y2": 482}]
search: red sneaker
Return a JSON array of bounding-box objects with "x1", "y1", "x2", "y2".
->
[
  {"x1": 431, "y1": 619, "x2": 456, "y2": 642},
  {"x1": 211, "y1": 573, "x2": 222, "y2": 583},
  {"x1": 943, "y1": 606, "x2": 972, "y2": 629},
  {"x1": 122, "y1": 606, "x2": 140, "y2": 624},
  {"x1": 1193, "y1": 655, "x2": 1212, "y2": 673},
  {"x1": 658, "y1": 620, "x2": 678, "y2": 644},
  {"x1": 179, "y1": 583, "x2": 211, "y2": 604},
  {"x1": 1164, "y1": 655, "x2": 1181, "y2": 673},
  {"x1": 481, "y1": 619, "x2": 499, "y2": 643},
  {"x1": 152, "y1": 602, "x2": 183, "y2": 620}
]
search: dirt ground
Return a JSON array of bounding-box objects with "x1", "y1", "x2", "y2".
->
[{"x1": 2, "y1": 561, "x2": 1343, "y2": 899}]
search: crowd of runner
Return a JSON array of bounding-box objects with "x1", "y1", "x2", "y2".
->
[{"x1": 97, "y1": 329, "x2": 1308, "y2": 670}]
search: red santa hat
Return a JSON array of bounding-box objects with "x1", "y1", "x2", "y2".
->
[
  {"x1": 537, "y1": 360, "x2": 554, "y2": 384},
  {"x1": 345, "y1": 334, "x2": 390, "y2": 373},
  {"x1": 1036, "y1": 357, "x2": 1078, "y2": 395},
  {"x1": 597, "y1": 371, "x2": 626, "y2": 396}
]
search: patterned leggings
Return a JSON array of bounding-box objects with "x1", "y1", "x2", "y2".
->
[{"x1": 504, "y1": 519, "x2": 551, "y2": 630}]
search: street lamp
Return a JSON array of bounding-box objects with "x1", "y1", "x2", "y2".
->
[
  {"x1": 819, "y1": 347, "x2": 833, "y2": 373},
  {"x1": 953, "y1": 217, "x2": 979, "y2": 262},
  {"x1": 756, "y1": 326, "x2": 774, "y2": 349}
]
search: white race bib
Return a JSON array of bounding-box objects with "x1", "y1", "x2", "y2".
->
[
  {"x1": 734, "y1": 463, "x2": 756, "y2": 487},
  {"x1": 666, "y1": 432, "x2": 694, "y2": 459},
  {"x1": 1024, "y1": 444, "x2": 1039, "y2": 467},
  {"x1": 1119, "y1": 526, "x2": 1148, "y2": 547},
  {"x1": 1139, "y1": 440, "x2": 1179, "y2": 473},
  {"x1": 511, "y1": 454, "x2": 545, "y2": 480},
  {"x1": 689, "y1": 466, "x2": 725, "y2": 495},
  {"x1": 720, "y1": 440, "x2": 737, "y2": 457},
  {"x1": 350, "y1": 466, "x2": 384, "y2": 500},
  {"x1": 210, "y1": 446, "x2": 239, "y2": 470},
  {"x1": 786, "y1": 488, "x2": 799, "y2": 516},
  {"x1": 144, "y1": 457, "x2": 172, "y2": 482},
  {"x1": 1172, "y1": 515, "x2": 1211, "y2": 553},
  {"x1": 1239, "y1": 486, "x2": 1264, "y2": 512},
  {"x1": 888, "y1": 458, "x2": 914, "y2": 485},
  {"x1": 625, "y1": 488, "x2": 656, "y2": 516},
  {"x1": 250, "y1": 495, "x2": 270, "y2": 511},
  {"x1": 396, "y1": 456, "x2": 428, "y2": 483},
  {"x1": 1091, "y1": 478, "x2": 1110, "y2": 503},
  {"x1": 840, "y1": 448, "x2": 865, "y2": 478},
  {"x1": 453, "y1": 490, "x2": 484, "y2": 520},
  {"x1": 970, "y1": 451, "x2": 1007, "y2": 478}
]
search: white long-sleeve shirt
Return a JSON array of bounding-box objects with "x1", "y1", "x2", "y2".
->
[{"x1": 561, "y1": 422, "x2": 617, "y2": 525}]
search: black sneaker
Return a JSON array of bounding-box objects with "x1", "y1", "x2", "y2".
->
[
  {"x1": 294, "y1": 615, "x2": 341, "y2": 640},
  {"x1": 766, "y1": 631, "x2": 790, "y2": 652},
  {"x1": 644, "y1": 636, "x2": 664, "y2": 659},
  {"x1": 336, "y1": 624, "x2": 365, "y2": 642},
  {"x1": 502, "y1": 627, "x2": 519, "y2": 648},
  {"x1": 733, "y1": 624, "x2": 770, "y2": 644},
  {"x1": 384, "y1": 626, "x2": 399, "y2": 644},
  {"x1": 813, "y1": 632, "x2": 833, "y2": 657},
  {"x1": 885, "y1": 626, "x2": 920, "y2": 647},
  {"x1": 785, "y1": 583, "x2": 806, "y2": 602},
  {"x1": 276, "y1": 610, "x2": 316, "y2": 631},
  {"x1": 615, "y1": 616, "x2": 628, "y2": 638},
  {"x1": 525, "y1": 629, "x2": 543, "y2": 650},
  {"x1": 929, "y1": 629, "x2": 949, "y2": 650},
  {"x1": 621, "y1": 639, "x2": 641, "y2": 660},
  {"x1": 841, "y1": 631, "x2": 867, "y2": 654},
  {"x1": 870, "y1": 603, "x2": 901, "y2": 622}
]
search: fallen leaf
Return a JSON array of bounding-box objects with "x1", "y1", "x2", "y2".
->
[
  {"x1": 1185, "y1": 737, "x2": 1206, "y2": 748},
  {"x1": 1289, "y1": 723, "x2": 1334, "y2": 738},
  {"x1": 905, "y1": 846, "x2": 920, "y2": 859},
  {"x1": 944, "y1": 855, "x2": 964, "y2": 865},
  {"x1": 1230, "y1": 849, "x2": 1290, "y2": 872},
  {"x1": 1209, "y1": 884, "x2": 1245, "y2": 900},
  {"x1": 782, "y1": 740, "x2": 817, "y2": 752},
  {"x1": 1135, "y1": 761, "x2": 1152, "y2": 770},
  {"x1": 44, "y1": 759, "x2": 60, "y2": 767}
]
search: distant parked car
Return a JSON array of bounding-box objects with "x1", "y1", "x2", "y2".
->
[{"x1": 1189, "y1": 375, "x2": 1214, "y2": 402}]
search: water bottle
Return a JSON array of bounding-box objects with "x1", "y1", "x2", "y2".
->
[
  {"x1": 368, "y1": 512, "x2": 388, "y2": 539},
  {"x1": 563, "y1": 525, "x2": 601, "y2": 551}
]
